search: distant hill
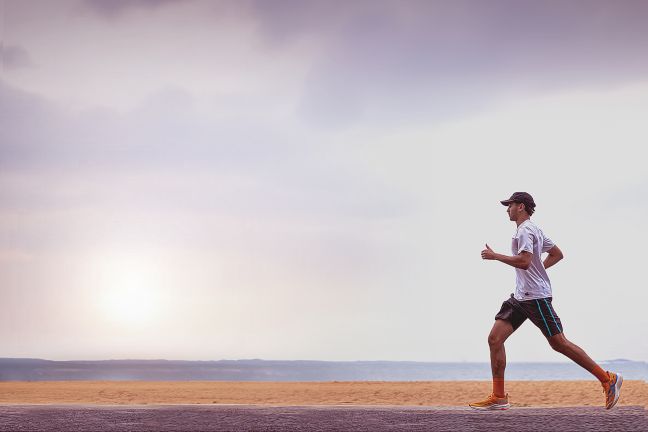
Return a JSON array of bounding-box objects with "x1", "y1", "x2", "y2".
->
[{"x1": 1, "y1": 358, "x2": 646, "y2": 381}]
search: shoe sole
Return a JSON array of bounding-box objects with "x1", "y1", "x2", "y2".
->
[
  {"x1": 469, "y1": 403, "x2": 510, "y2": 411},
  {"x1": 606, "y1": 374, "x2": 623, "y2": 410}
]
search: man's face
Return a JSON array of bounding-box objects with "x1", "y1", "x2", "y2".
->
[{"x1": 507, "y1": 202, "x2": 524, "y2": 220}]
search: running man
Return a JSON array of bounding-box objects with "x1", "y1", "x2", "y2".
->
[{"x1": 469, "y1": 192, "x2": 622, "y2": 410}]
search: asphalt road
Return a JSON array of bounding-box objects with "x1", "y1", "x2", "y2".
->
[{"x1": 1, "y1": 404, "x2": 646, "y2": 432}]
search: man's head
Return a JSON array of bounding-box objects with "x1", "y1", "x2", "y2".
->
[{"x1": 501, "y1": 192, "x2": 535, "y2": 220}]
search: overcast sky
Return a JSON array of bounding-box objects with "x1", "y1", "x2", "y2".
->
[{"x1": 1, "y1": 0, "x2": 647, "y2": 363}]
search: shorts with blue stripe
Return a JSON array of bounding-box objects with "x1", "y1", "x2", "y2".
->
[{"x1": 495, "y1": 294, "x2": 564, "y2": 338}]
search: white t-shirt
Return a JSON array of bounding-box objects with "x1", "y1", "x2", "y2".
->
[{"x1": 511, "y1": 219, "x2": 556, "y2": 301}]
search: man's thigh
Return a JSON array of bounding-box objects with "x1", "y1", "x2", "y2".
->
[
  {"x1": 494, "y1": 295, "x2": 528, "y2": 332},
  {"x1": 489, "y1": 318, "x2": 516, "y2": 343},
  {"x1": 517, "y1": 297, "x2": 564, "y2": 338}
]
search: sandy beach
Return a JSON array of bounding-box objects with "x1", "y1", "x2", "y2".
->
[{"x1": 1, "y1": 381, "x2": 646, "y2": 407}]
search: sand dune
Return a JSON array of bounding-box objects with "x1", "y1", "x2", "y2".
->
[{"x1": 1, "y1": 380, "x2": 646, "y2": 407}]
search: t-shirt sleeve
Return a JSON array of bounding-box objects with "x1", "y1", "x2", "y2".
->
[
  {"x1": 516, "y1": 227, "x2": 534, "y2": 254},
  {"x1": 542, "y1": 235, "x2": 555, "y2": 253}
]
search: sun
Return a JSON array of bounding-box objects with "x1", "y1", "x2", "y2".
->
[
  {"x1": 93, "y1": 253, "x2": 163, "y2": 326},
  {"x1": 102, "y1": 275, "x2": 156, "y2": 325}
]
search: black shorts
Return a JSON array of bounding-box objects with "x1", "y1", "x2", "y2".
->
[{"x1": 495, "y1": 294, "x2": 563, "y2": 338}]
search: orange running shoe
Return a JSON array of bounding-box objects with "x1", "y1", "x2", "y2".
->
[
  {"x1": 602, "y1": 371, "x2": 623, "y2": 409},
  {"x1": 469, "y1": 393, "x2": 510, "y2": 410}
]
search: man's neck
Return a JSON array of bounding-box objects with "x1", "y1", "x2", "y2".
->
[{"x1": 515, "y1": 215, "x2": 530, "y2": 227}]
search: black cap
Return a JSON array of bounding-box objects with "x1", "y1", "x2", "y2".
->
[{"x1": 500, "y1": 192, "x2": 536, "y2": 210}]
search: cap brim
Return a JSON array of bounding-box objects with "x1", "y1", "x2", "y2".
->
[{"x1": 500, "y1": 199, "x2": 514, "y2": 206}]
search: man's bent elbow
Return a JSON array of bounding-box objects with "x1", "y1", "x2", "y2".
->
[
  {"x1": 519, "y1": 259, "x2": 532, "y2": 270},
  {"x1": 519, "y1": 252, "x2": 532, "y2": 270},
  {"x1": 548, "y1": 246, "x2": 564, "y2": 260}
]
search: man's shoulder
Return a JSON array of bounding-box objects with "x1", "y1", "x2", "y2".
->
[
  {"x1": 529, "y1": 220, "x2": 551, "y2": 238},
  {"x1": 515, "y1": 220, "x2": 536, "y2": 235}
]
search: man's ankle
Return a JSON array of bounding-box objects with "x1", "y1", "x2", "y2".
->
[
  {"x1": 590, "y1": 365, "x2": 610, "y2": 384},
  {"x1": 493, "y1": 377, "x2": 505, "y2": 398}
]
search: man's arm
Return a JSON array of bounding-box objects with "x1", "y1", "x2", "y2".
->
[
  {"x1": 481, "y1": 244, "x2": 532, "y2": 270},
  {"x1": 543, "y1": 245, "x2": 563, "y2": 269}
]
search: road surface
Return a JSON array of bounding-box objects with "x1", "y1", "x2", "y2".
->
[{"x1": 1, "y1": 404, "x2": 646, "y2": 431}]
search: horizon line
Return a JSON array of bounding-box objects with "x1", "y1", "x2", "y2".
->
[{"x1": 1, "y1": 357, "x2": 642, "y2": 364}]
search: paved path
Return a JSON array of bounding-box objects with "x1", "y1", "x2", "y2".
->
[{"x1": 1, "y1": 404, "x2": 646, "y2": 431}]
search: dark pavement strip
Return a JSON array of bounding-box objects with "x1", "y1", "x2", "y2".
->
[{"x1": 1, "y1": 404, "x2": 646, "y2": 432}]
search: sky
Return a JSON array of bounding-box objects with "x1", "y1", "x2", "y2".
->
[{"x1": 1, "y1": 0, "x2": 647, "y2": 363}]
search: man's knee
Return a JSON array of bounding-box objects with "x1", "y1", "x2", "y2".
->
[
  {"x1": 548, "y1": 334, "x2": 568, "y2": 352},
  {"x1": 488, "y1": 320, "x2": 513, "y2": 348},
  {"x1": 488, "y1": 331, "x2": 506, "y2": 348}
]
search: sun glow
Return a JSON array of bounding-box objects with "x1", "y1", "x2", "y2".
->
[
  {"x1": 103, "y1": 273, "x2": 155, "y2": 324},
  {"x1": 92, "y1": 253, "x2": 165, "y2": 326}
]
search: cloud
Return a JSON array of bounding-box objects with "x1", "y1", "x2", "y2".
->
[
  {"x1": 0, "y1": 80, "x2": 412, "y2": 223},
  {"x1": 81, "y1": 0, "x2": 190, "y2": 18},
  {"x1": 0, "y1": 81, "x2": 68, "y2": 169},
  {"x1": 241, "y1": 0, "x2": 648, "y2": 127},
  {"x1": 0, "y1": 249, "x2": 33, "y2": 264},
  {"x1": 11, "y1": 1, "x2": 648, "y2": 129},
  {"x1": 0, "y1": 45, "x2": 34, "y2": 70}
]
